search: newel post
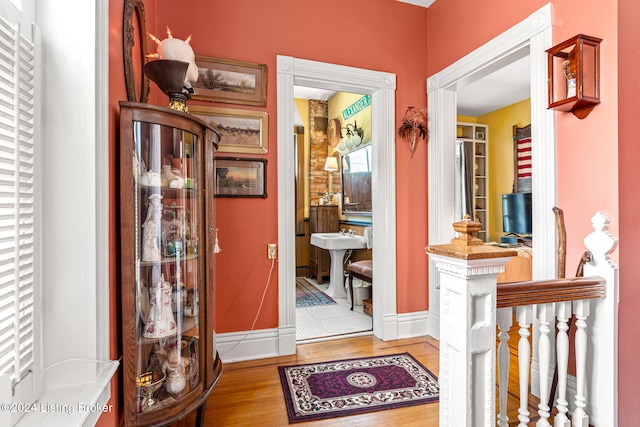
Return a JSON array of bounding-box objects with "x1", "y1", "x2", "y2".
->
[{"x1": 426, "y1": 216, "x2": 516, "y2": 427}]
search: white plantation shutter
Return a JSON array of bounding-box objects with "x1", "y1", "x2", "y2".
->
[{"x1": 0, "y1": 11, "x2": 35, "y2": 386}]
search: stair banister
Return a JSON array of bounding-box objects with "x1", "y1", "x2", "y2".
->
[{"x1": 426, "y1": 215, "x2": 516, "y2": 426}]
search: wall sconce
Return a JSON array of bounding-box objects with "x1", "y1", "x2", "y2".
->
[
  {"x1": 337, "y1": 122, "x2": 364, "y2": 153},
  {"x1": 547, "y1": 34, "x2": 602, "y2": 119},
  {"x1": 324, "y1": 156, "x2": 339, "y2": 195}
]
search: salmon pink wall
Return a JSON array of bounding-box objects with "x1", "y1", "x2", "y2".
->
[
  {"x1": 428, "y1": 0, "x2": 630, "y2": 420},
  {"x1": 428, "y1": 0, "x2": 619, "y2": 267},
  {"x1": 151, "y1": 0, "x2": 431, "y2": 332},
  {"x1": 618, "y1": 0, "x2": 640, "y2": 423}
]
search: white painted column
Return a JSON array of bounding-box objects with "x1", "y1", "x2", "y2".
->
[{"x1": 426, "y1": 216, "x2": 516, "y2": 427}]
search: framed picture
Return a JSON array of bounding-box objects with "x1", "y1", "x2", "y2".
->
[
  {"x1": 190, "y1": 106, "x2": 268, "y2": 154},
  {"x1": 191, "y1": 55, "x2": 267, "y2": 106},
  {"x1": 213, "y1": 157, "x2": 267, "y2": 198}
]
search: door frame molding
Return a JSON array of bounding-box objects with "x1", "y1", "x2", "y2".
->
[
  {"x1": 276, "y1": 56, "x2": 397, "y2": 354},
  {"x1": 426, "y1": 3, "x2": 556, "y2": 338}
]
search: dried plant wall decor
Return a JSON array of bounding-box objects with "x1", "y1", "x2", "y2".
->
[{"x1": 398, "y1": 106, "x2": 428, "y2": 158}]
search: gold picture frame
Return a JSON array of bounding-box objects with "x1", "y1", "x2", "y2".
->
[
  {"x1": 192, "y1": 55, "x2": 267, "y2": 106},
  {"x1": 190, "y1": 106, "x2": 268, "y2": 154}
]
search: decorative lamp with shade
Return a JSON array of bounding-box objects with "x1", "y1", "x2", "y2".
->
[{"x1": 324, "y1": 156, "x2": 339, "y2": 198}]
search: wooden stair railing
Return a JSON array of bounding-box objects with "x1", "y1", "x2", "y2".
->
[
  {"x1": 427, "y1": 211, "x2": 618, "y2": 426},
  {"x1": 495, "y1": 274, "x2": 606, "y2": 426},
  {"x1": 496, "y1": 275, "x2": 605, "y2": 309}
]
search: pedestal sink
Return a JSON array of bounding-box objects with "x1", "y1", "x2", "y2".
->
[{"x1": 310, "y1": 233, "x2": 367, "y2": 298}]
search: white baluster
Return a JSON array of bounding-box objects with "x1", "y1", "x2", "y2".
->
[
  {"x1": 497, "y1": 307, "x2": 512, "y2": 427},
  {"x1": 536, "y1": 303, "x2": 554, "y2": 427},
  {"x1": 572, "y1": 299, "x2": 590, "y2": 427},
  {"x1": 440, "y1": 285, "x2": 451, "y2": 426},
  {"x1": 554, "y1": 301, "x2": 571, "y2": 427},
  {"x1": 516, "y1": 305, "x2": 533, "y2": 427},
  {"x1": 583, "y1": 211, "x2": 618, "y2": 425}
]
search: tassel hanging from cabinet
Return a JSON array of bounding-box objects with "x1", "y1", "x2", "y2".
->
[{"x1": 213, "y1": 228, "x2": 222, "y2": 253}]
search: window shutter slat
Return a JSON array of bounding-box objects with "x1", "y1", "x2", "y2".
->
[{"x1": 0, "y1": 11, "x2": 36, "y2": 386}]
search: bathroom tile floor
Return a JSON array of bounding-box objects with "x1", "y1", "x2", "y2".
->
[{"x1": 296, "y1": 278, "x2": 372, "y2": 342}]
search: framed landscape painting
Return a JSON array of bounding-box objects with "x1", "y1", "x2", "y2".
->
[
  {"x1": 192, "y1": 55, "x2": 267, "y2": 106},
  {"x1": 190, "y1": 106, "x2": 268, "y2": 154},
  {"x1": 213, "y1": 157, "x2": 267, "y2": 198}
]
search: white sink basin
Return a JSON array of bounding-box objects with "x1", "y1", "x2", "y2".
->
[
  {"x1": 310, "y1": 233, "x2": 367, "y2": 298},
  {"x1": 310, "y1": 233, "x2": 367, "y2": 250}
]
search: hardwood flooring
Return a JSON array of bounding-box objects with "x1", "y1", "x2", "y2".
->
[
  {"x1": 174, "y1": 330, "x2": 551, "y2": 426},
  {"x1": 182, "y1": 336, "x2": 440, "y2": 426}
]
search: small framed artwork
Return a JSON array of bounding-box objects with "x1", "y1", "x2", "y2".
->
[
  {"x1": 475, "y1": 131, "x2": 485, "y2": 140},
  {"x1": 213, "y1": 157, "x2": 267, "y2": 198},
  {"x1": 190, "y1": 106, "x2": 268, "y2": 154},
  {"x1": 191, "y1": 55, "x2": 267, "y2": 106}
]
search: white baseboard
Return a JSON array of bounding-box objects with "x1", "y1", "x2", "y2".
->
[
  {"x1": 397, "y1": 310, "x2": 430, "y2": 339},
  {"x1": 216, "y1": 328, "x2": 280, "y2": 363},
  {"x1": 216, "y1": 310, "x2": 437, "y2": 363}
]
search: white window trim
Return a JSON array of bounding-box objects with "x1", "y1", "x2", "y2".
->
[{"x1": 0, "y1": 1, "x2": 117, "y2": 426}]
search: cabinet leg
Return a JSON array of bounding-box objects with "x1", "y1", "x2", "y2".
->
[{"x1": 195, "y1": 402, "x2": 206, "y2": 427}]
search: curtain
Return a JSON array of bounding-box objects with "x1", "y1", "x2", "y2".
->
[
  {"x1": 456, "y1": 140, "x2": 475, "y2": 219},
  {"x1": 514, "y1": 124, "x2": 532, "y2": 193},
  {"x1": 462, "y1": 141, "x2": 474, "y2": 219}
]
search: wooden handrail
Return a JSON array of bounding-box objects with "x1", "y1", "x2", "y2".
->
[{"x1": 497, "y1": 276, "x2": 606, "y2": 308}]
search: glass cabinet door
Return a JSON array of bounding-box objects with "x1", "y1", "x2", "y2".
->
[{"x1": 131, "y1": 121, "x2": 203, "y2": 413}]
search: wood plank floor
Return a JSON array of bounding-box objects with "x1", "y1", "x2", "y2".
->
[
  {"x1": 182, "y1": 335, "x2": 440, "y2": 426},
  {"x1": 174, "y1": 331, "x2": 551, "y2": 426}
]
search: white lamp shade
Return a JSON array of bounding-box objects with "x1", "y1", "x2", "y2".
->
[{"x1": 324, "y1": 156, "x2": 339, "y2": 171}]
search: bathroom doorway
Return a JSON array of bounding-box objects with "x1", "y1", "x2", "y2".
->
[
  {"x1": 292, "y1": 88, "x2": 373, "y2": 342},
  {"x1": 276, "y1": 56, "x2": 398, "y2": 355}
]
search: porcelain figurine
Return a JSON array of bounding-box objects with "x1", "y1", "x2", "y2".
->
[
  {"x1": 143, "y1": 275, "x2": 177, "y2": 338},
  {"x1": 163, "y1": 347, "x2": 189, "y2": 394},
  {"x1": 141, "y1": 194, "x2": 163, "y2": 262},
  {"x1": 140, "y1": 169, "x2": 162, "y2": 187},
  {"x1": 161, "y1": 164, "x2": 184, "y2": 189}
]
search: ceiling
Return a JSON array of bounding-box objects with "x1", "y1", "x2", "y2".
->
[
  {"x1": 397, "y1": 0, "x2": 437, "y2": 7},
  {"x1": 456, "y1": 55, "x2": 531, "y2": 116},
  {"x1": 294, "y1": 56, "x2": 530, "y2": 118}
]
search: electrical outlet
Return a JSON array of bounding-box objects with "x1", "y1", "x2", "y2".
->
[{"x1": 267, "y1": 243, "x2": 277, "y2": 259}]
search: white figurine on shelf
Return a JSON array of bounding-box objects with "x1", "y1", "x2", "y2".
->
[
  {"x1": 142, "y1": 194, "x2": 163, "y2": 261},
  {"x1": 140, "y1": 169, "x2": 162, "y2": 187},
  {"x1": 163, "y1": 347, "x2": 190, "y2": 394},
  {"x1": 161, "y1": 164, "x2": 184, "y2": 188},
  {"x1": 143, "y1": 274, "x2": 177, "y2": 339}
]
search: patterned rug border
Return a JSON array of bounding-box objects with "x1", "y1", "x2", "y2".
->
[
  {"x1": 278, "y1": 352, "x2": 439, "y2": 423},
  {"x1": 295, "y1": 277, "x2": 337, "y2": 308}
]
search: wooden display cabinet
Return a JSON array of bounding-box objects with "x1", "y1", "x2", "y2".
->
[
  {"x1": 119, "y1": 102, "x2": 222, "y2": 426},
  {"x1": 309, "y1": 205, "x2": 339, "y2": 283}
]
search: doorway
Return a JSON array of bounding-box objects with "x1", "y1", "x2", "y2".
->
[
  {"x1": 276, "y1": 56, "x2": 398, "y2": 355},
  {"x1": 426, "y1": 4, "x2": 555, "y2": 340},
  {"x1": 292, "y1": 89, "x2": 373, "y2": 342}
]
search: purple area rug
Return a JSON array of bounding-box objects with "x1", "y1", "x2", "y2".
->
[{"x1": 278, "y1": 352, "x2": 439, "y2": 423}]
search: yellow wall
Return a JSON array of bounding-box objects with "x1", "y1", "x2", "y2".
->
[
  {"x1": 477, "y1": 99, "x2": 531, "y2": 242},
  {"x1": 328, "y1": 93, "x2": 372, "y2": 223},
  {"x1": 328, "y1": 92, "x2": 372, "y2": 155}
]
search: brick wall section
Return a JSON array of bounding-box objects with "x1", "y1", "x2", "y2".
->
[{"x1": 309, "y1": 100, "x2": 329, "y2": 205}]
